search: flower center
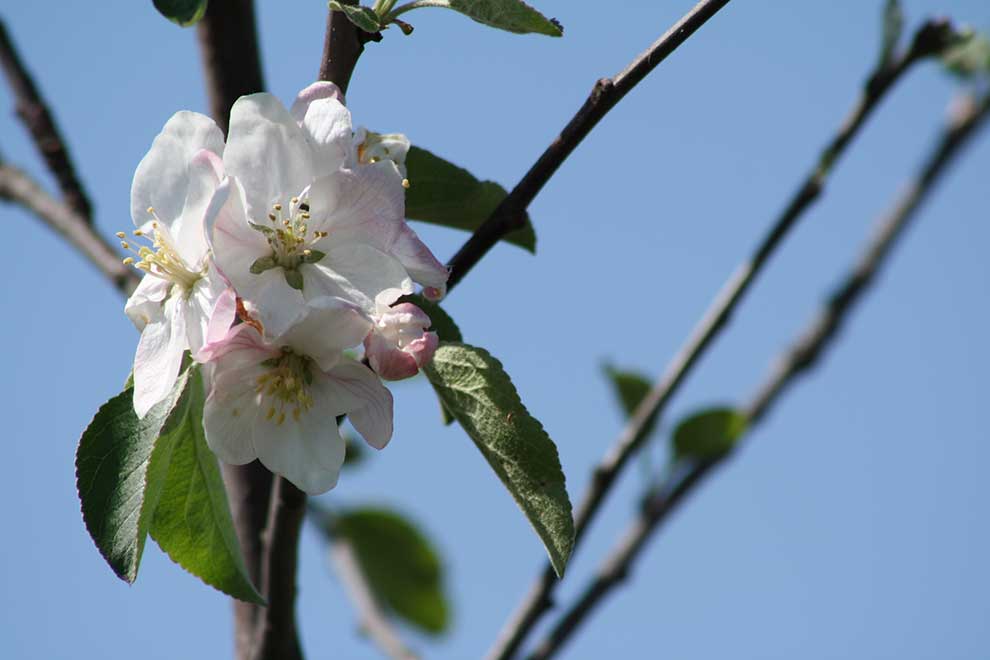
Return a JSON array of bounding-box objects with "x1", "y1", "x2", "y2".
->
[
  {"x1": 119, "y1": 208, "x2": 204, "y2": 293},
  {"x1": 248, "y1": 197, "x2": 327, "y2": 290},
  {"x1": 256, "y1": 348, "x2": 315, "y2": 425}
]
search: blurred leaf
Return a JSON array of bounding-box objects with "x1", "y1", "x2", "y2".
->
[
  {"x1": 76, "y1": 367, "x2": 191, "y2": 583},
  {"x1": 329, "y1": 1, "x2": 383, "y2": 33},
  {"x1": 878, "y1": 0, "x2": 904, "y2": 67},
  {"x1": 602, "y1": 363, "x2": 659, "y2": 436},
  {"x1": 672, "y1": 407, "x2": 747, "y2": 461},
  {"x1": 343, "y1": 435, "x2": 366, "y2": 467},
  {"x1": 149, "y1": 368, "x2": 264, "y2": 604},
  {"x1": 941, "y1": 30, "x2": 990, "y2": 78},
  {"x1": 405, "y1": 146, "x2": 536, "y2": 252},
  {"x1": 152, "y1": 0, "x2": 208, "y2": 26},
  {"x1": 392, "y1": 0, "x2": 562, "y2": 36},
  {"x1": 335, "y1": 507, "x2": 450, "y2": 633},
  {"x1": 424, "y1": 343, "x2": 574, "y2": 576}
]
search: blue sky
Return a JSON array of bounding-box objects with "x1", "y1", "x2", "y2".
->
[{"x1": 2, "y1": 1, "x2": 989, "y2": 658}]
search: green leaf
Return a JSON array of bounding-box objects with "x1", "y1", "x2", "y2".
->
[
  {"x1": 941, "y1": 30, "x2": 990, "y2": 78},
  {"x1": 334, "y1": 508, "x2": 450, "y2": 634},
  {"x1": 672, "y1": 407, "x2": 747, "y2": 461},
  {"x1": 329, "y1": 1, "x2": 383, "y2": 33},
  {"x1": 424, "y1": 343, "x2": 573, "y2": 576},
  {"x1": 602, "y1": 363, "x2": 661, "y2": 441},
  {"x1": 397, "y1": 294, "x2": 462, "y2": 424},
  {"x1": 284, "y1": 268, "x2": 304, "y2": 290},
  {"x1": 392, "y1": 0, "x2": 562, "y2": 37},
  {"x1": 149, "y1": 368, "x2": 264, "y2": 604},
  {"x1": 152, "y1": 0, "x2": 208, "y2": 26},
  {"x1": 878, "y1": 0, "x2": 904, "y2": 67},
  {"x1": 405, "y1": 146, "x2": 536, "y2": 252},
  {"x1": 250, "y1": 255, "x2": 278, "y2": 274},
  {"x1": 302, "y1": 250, "x2": 327, "y2": 264},
  {"x1": 75, "y1": 368, "x2": 192, "y2": 583}
]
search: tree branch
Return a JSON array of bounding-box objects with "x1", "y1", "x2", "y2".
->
[
  {"x1": 251, "y1": 477, "x2": 307, "y2": 660},
  {"x1": 528, "y1": 90, "x2": 990, "y2": 660},
  {"x1": 193, "y1": 3, "x2": 275, "y2": 657},
  {"x1": 485, "y1": 17, "x2": 958, "y2": 660},
  {"x1": 0, "y1": 162, "x2": 137, "y2": 293},
  {"x1": 446, "y1": 0, "x2": 735, "y2": 293},
  {"x1": 329, "y1": 536, "x2": 421, "y2": 660},
  {"x1": 0, "y1": 18, "x2": 93, "y2": 224},
  {"x1": 318, "y1": 1, "x2": 381, "y2": 94}
]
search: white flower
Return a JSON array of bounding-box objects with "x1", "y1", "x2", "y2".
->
[
  {"x1": 364, "y1": 289, "x2": 438, "y2": 381},
  {"x1": 124, "y1": 112, "x2": 228, "y2": 417},
  {"x1": 207, "y1": 84, "x2": 448, "y2": 337},
  {"x1": 352, "y1": 126, "x2": 411, "y2": 181},
  {"x1": 199, "y1": 297, "x2": 391, "y2": 494}
]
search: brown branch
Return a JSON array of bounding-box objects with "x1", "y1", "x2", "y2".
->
[
  {"x1": 251, "y1": 477, "x2": 307, "y2": 660},
  {"x1": 486, "y1": 17, "x2": 957, "y2": 660},
  {"x1": 194, "y1": 3, "x2": 275, "y2": 657},
  {"x1": 318, "y1": 1, "x2": 381, "y2": 94},
  {"x1": 196, "y1": 0, "x2": 266, "y2": 135},
  {"x1": 447, "y1": 0, "x2": 735, "y2": 294},
  {"x1": 528, "y1": 90, "x2": 990, "y2": 660},
  {"x1": 0, "y1": 163, "x2": 137, "y2": 293},
  {"x1": 0, "y1": 18, "x2": 93, "y2": 223},
  {"x1": 329, "y1": 536, "x2": 421, "y2": 660}
]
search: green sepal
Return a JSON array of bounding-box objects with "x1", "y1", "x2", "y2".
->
[
  {"x1": 250, "y1": 255, "x2": 278, "y2": 274},
  {"x1": 284, "y1": 269, "x2": 304, "y2": 290}
]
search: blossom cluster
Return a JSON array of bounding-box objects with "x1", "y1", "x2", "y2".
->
[{"x1": 122, "y1": 83, "x2": 447, "y2": 494}]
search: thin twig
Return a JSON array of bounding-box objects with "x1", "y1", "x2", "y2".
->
[
  {"x1": 252, "y1": 477, "x2": 307, "y2": 660},
  {"x1": 194, "y1": 3, "x2": 273, "y2": 657},
  {"x1": 0, "y1": 18, "x2": 93, "y2": 223},
  {"x1": 485, "y1": 18, "x2": 958, "y2": 660},
  {"x1": 329, "y1": 536, "x2": 421, "y2": 660},
  {"x1": 0, "y1": 163, "x2": 137, "y2": 293},
  {"x1": 447, "y1": 0, "x2": 734, "y2": 293},
  {"x1": 528, "y1": 91, "x2": 990, "y2": 660}
]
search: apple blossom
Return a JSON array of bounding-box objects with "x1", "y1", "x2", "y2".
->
[
  {"x1": 364, "y1": 289, "x2": 439, "y2": 381},
  {"x1": 199, "y1": 297, "x2": 392, "y2": 494},
  {"x1": 207, "y1": 85, "x2": 448, "y2": 337},
  {"x1": 123, "y1": 112, "x2": 230, "y2": 417}
]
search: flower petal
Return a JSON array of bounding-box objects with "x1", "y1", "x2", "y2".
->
[
  {"x1": 224, "y1": 93, "x2": 315, "y2": 219},
  {"x1": 308, "y1": 166, "x2": 404, "y2": 239},
  {"x1": 203, "y1": 364, "x2": 264, "y2": 466},
  {"x1": 252, "y1": 405, "x2": 346, "y2": 495},
  {"x1": 131, "y1": 111, "x2": 224, "y2": 228},
  {"x1": 175, "y1": 149, "x2": 224, "y2": 266},
  {"x1": 132, "y1": 294, "x2": 187, "y2": 417},
  {"x1": 277, "y1": 296, "x2": 372, "y2": 371},
  {"x1": 390, "y1": 222, "x2": 449, "y2": 298},
  {"x1": 305, "y1": 244, "x2": 412, "y2": 313},
  {"x1": 207, "y1": 177, "x2": 270, "y2": 284},
  {"x1": 124, "y1": 275, "x2": 169, "y2": 331},
  {"x1": 290, "y1": 82, "x2": 353, "y2": 178},
  {"x1": 322, "y1": 359, "x2": 393, "y2": 450}
]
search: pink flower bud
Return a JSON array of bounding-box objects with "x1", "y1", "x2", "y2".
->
[{"x1": 364, "y1": 303, "x2": 439, "y2": 381}]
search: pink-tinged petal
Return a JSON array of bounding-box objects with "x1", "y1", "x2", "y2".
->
[
  {"x1": 390, "y1": 223, "x2": 449, "y2": 299},
  {"x1": 224, "y1": 93, "x2": 315, "y2": 219},
  {"x1": 175, "y1": 149, "x2": 224, "y2": 265},
  {"x1": 290, "y1": 83, "x2": 353, "y2": 178},
  {"x1": 308, "y1": 166, "x2": 404, "y2": 238},
  {"x1": 277, "y1": 296, "x2": 372, "y2": 371},
  {"x1": 203, "y1": 363, "x2": 264, "y2": 466},
  {"x1": 208, "y1": 177, "x2": 271, "y2": 284},
  {"x1": 244, "y1": 268, "x2": 308, "y2": 339},
  {"x1": 200, "y1": 285, "x2": 238, "y2": 353},
  {"x1": 132, "y1": 295, "x2": 187, "y2": 418},
  {"x1": 307, "y1": 244, "x2": 412, "y2": 312},
  {"x1": 364, "y1": 303, "x2": 437, "y2": 381},
  {"x1": 124, "y1": 275, "x2": 169, "y2": 331},
  {"x1": 321, "y1": 359, "x2": 393, "y2": 450},
  {"x1": 252, "y1": 407, "x2": 346, "y2": 494},
  {"x1": 198, "y1": 320, "x2": 275, "y2": 368},
  {"x1": 131, "y1": 111, "x2": 224, "y2": 228}
]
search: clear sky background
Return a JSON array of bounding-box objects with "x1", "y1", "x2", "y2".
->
[{"x1": 2, "y1": 1, "x2": 989, "y2": 658}]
